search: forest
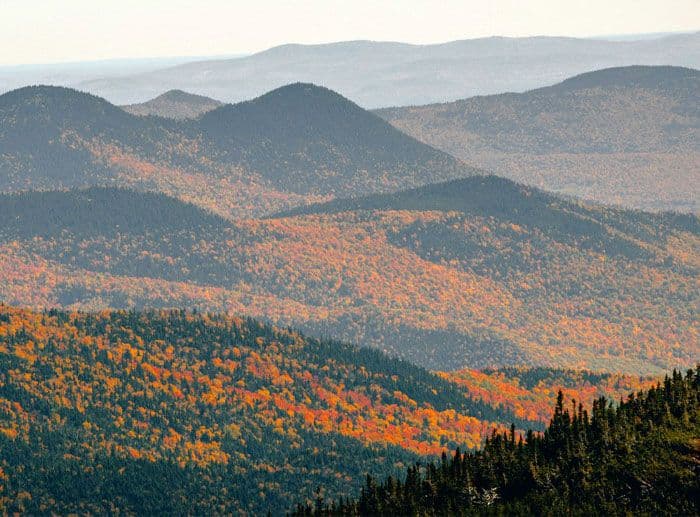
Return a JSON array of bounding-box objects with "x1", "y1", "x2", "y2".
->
[
  {"x1": 293, "y1": 368, "x2": 700, "y2": 515},
  {"x1": 0, "y1": 305, "x2": 661, "y2": 514},
  {"x1": 377, "y1": 66, "x2": 700, "y2": 212},
  {"x1": 0, "y1": 183, "x2": 696, "y2": 373},
  {"x1": 0, "y1": 83, "x2": 470, "y2": 218},
  {"x1": 0, "y1": 65, "x2": 697, "y2": 517}
]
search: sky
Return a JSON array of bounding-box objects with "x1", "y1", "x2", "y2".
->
[{"x1": 1, "y1": 0, "x2": 698, "y2": 65}]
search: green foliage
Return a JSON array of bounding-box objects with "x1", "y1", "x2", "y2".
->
[
  {"x1": 0, "y1": 306, "x2": 536, "y2": 514},
  {"x1": 295, "y1": 368, "x2": 700, "y2": 515}
]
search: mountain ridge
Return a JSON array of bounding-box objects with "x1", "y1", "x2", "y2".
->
[
  {"x1": 376, "y1": 65, "x2": 700, "y2": 212},
  {"x1": 0, "y1": 83, "x2": 473, "y2": 217},
  {"x1": 74, "y1": 32, "x2": 700, "y2": 107},
  {"x1": 0, "y1": 183, "x2": 696, "y2": 374}
]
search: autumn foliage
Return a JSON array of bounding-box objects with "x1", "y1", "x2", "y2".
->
[
  {"x1": 0, "y1": 305, "x2": 668, "y2": 514},
  {"x1": 0, "y1": 184, "x2": 696, "y2": 374}
]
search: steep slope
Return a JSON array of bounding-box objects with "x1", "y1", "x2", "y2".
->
[
  {"x1": 74, "y1": 32, "x2": 700, "y2": 107},
  {"x1": 121, "y1": 89, "x2": 223, "y2": 119},
  {"x1": 0, "y1": 84, "x2": 473, "y2": 218},
  {"x1": 377, "y1": 66, "x2": 700, "y2": 212},
  {"x1": 0, "y1": 184, "x2": 696, "y2": 373}
]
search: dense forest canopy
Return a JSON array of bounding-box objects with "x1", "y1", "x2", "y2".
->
[
  {"x1": 0, "y1": 305, "x2": 519, "y2": 514},
  {"x1": 0, "y1": 305, "x2": 665, "y2": 514},
  {"x1": 0, "y1": 33, "x2": 697, "y2": 517},
  {"x1": 0, "y1": 83, "x2": 472, "y2": 218},
  {"x1": 294, "y1": 367, "x2": 700, "y2": 516}
]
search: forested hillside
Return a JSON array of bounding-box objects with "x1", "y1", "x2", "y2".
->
[
  {"x1": 0, "y1": 183, "x2": 696, "y2": 373},
  {"x1": 295, "y1": 368, "x2": 700, "y2": 515},
  {"x1": 0, "y1": 84, "x2": 472, "y2": 218},
  {"x1": 0, "y1": 306, "x2": 532, "y2": 514},
  {"x1": 441, "y1": 367, "x2": 656, "y2": 424},
  {"x1": 377, "y1": 66, "x2": 700, "y2": 212}
]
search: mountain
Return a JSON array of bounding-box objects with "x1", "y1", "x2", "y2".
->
[
  {"x1": 196, "y1": 83, "x2": 471, "y2": 194},
  {"x1": 121, "y1": 89, "x2": 223, "y2": 119},
  {"x1": 0, "y1": 55, "x2": 227, "y2": 98},
  {"x1": 73, "y1": 32, "x2": 700, "y2": 107},
  {"x1": 0, "y1": 84, "x2": 473, "y2": 218},
  {"x1": 0, "y1": 183, "x2": 697, "y2": 374},
  {"x1": 377, "y1": 66, "x2": 700, "y2": 213},
  {"x1": 295, "y1": 368, "x2": 700, "y2": 515}
]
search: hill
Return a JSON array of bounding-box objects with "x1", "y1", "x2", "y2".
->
[
  {"x1": 196, "y1": 83, "x2": 468, "y2": 194},
  {"x1": 0, "y1": 84, "x2": 472, "y2": 218},
  {"x1": 0, "y1": 306, "x2": 661, "y2": 514},
  {"x1": 377, "y1": 66, "x2": 700, "y2": 212},
  {"x1": 73, "y1": 32, "x2": 700, "y2": 107},
  {"x1": 295, "y1": 368, "x2": 700, "y2": 515},
  {"x1": 121, "y1": 89, "x2": 223, "y2": 119},
  {"x1": 0, "y1": 306, "x2": 503, "y2": 514},
  {"x1": 0, "y1": 183, "x2": 697, "y2": 373}
]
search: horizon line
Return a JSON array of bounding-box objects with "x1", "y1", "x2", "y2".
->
[{"x1": 1, "y1": 29, "x2": 696, "y2": 68}]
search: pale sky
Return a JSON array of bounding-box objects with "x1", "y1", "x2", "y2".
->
[{"x1": 1, "y1": 0, "x2": 698, "y2": 65}]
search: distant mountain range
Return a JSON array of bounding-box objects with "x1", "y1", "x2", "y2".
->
[
  {"x1": 377, "y1": 66, "x2": 700, "y2": 212},
  {"x1": 121, "y1": 89, "x2": 223, "y2": 119},
  {"x1": 0, "y1": 55, "x2": 246, "y2": 99},
  {"x1": 1, "y1": 182, "x2": 696, "y2": 374},
  {"x1": 0, "y1": 83, "x2": 472, "y2": 217},
  {"x1": 73, "y1": 32, "x2": 700, "y2": 107}
]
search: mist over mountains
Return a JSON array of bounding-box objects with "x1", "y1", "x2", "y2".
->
[{"x1": 5, "y1": 32, "x2": 696, "y2": 108}]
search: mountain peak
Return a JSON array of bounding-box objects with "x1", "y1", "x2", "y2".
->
[
  {"x1": 121, "y1": 89, "x2": 223, "y2": 119},
  {"x1": 249, "y1": 82, "x2": 350, "y2": 107},
  {"x1": 0, "y1": 84, "x2": 115, "y2": 110},
  {"x1": 0, "y1": 84, "x2": 131, "y2": 129},
  {"x1": 154, "y1": 89, "x2": 216, "y2": 101}
]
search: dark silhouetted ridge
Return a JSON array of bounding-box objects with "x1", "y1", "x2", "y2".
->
[
  {"x1": 552, "y1": 65, "x2": 699, "y2": 92},
  {"x1": 0, "y1": 187, "x2": 229, "y2": 238}
]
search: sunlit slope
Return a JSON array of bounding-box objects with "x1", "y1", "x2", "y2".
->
[{"x1": 0, "y1": 181, "x2": 696, "y2": 373}]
